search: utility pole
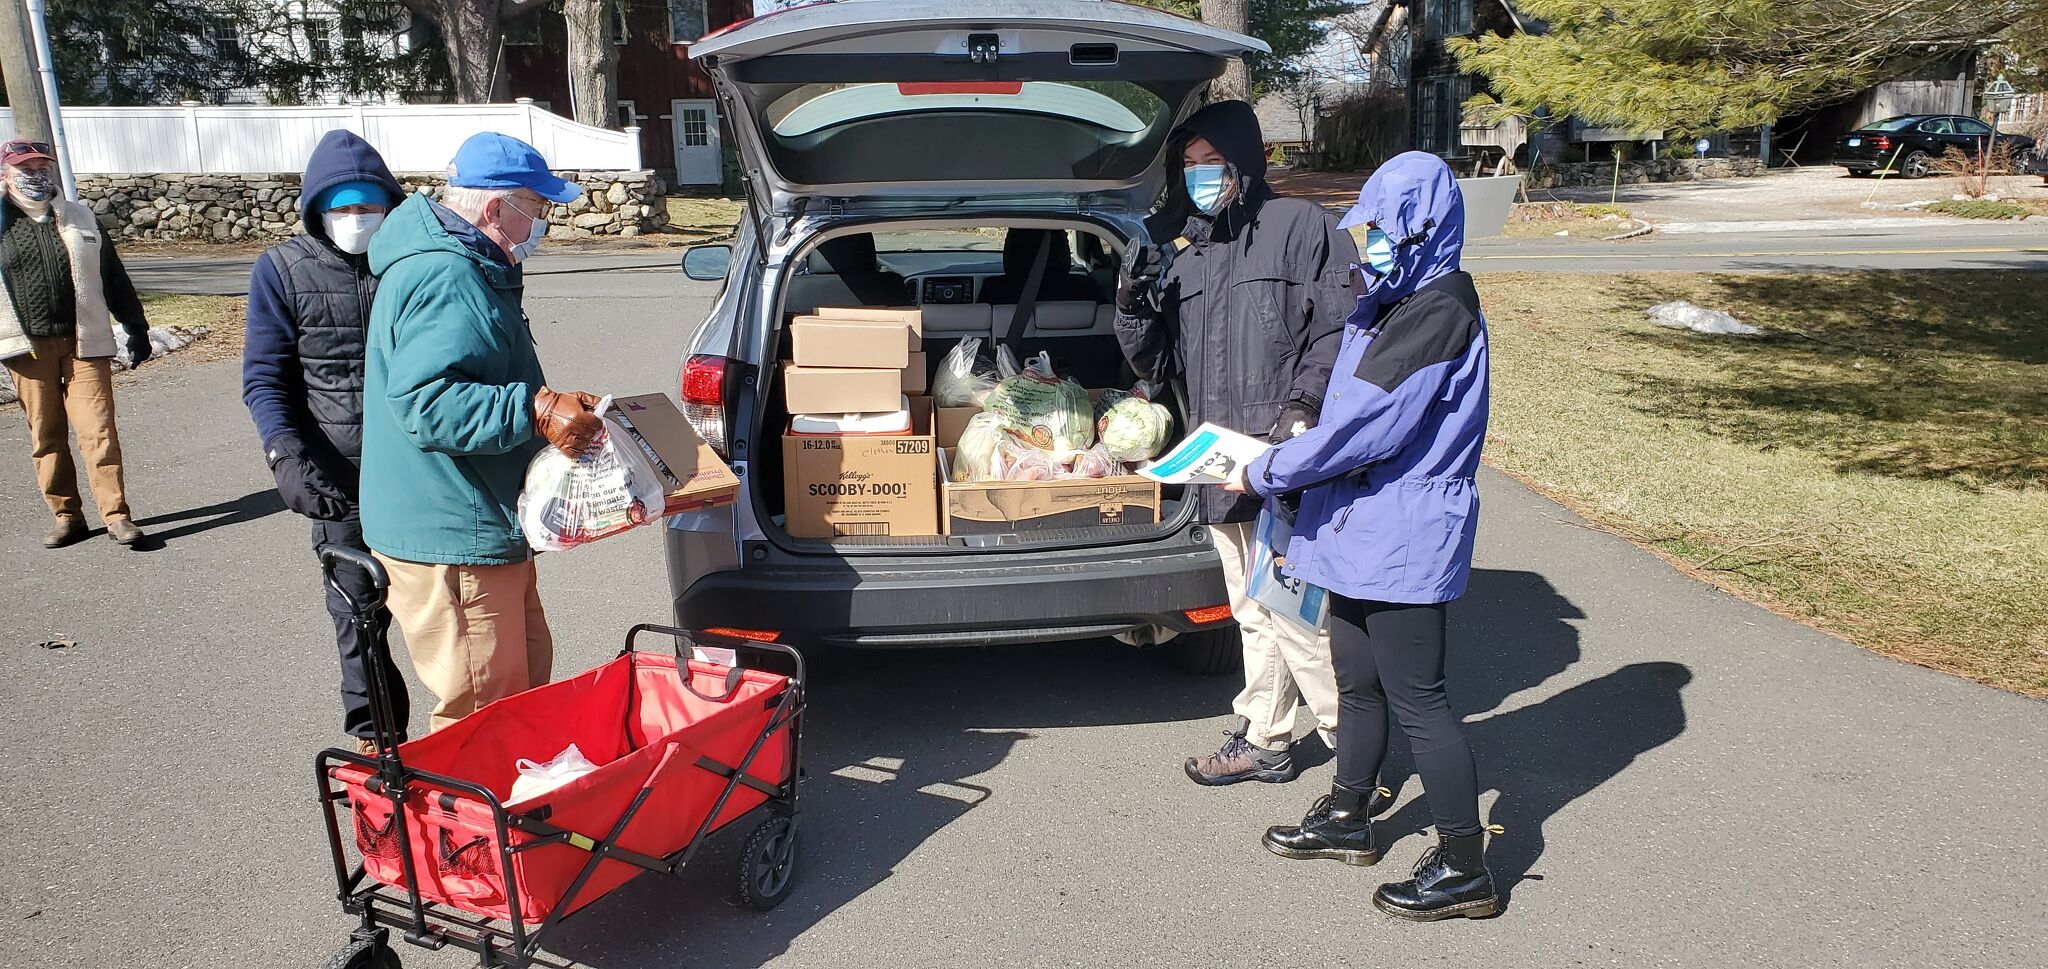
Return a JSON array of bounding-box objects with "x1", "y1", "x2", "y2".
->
[
  {"x1": 0, "y1": 0, "x2": 53, "y2": 145},
  {"x1": 22, "y1": 0, "x2": 73, "y2": 198}
]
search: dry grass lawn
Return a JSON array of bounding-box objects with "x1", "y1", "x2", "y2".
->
[{"x1": 1475, "y1": 271, "x2": 2047, "y2": 696}]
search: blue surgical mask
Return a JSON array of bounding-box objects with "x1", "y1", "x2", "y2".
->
[
  {"x1": 1364, "y1": 227, "x2": 1397, "y2": 276},
  {"x1": 1185, "y1": 164, "x2": 1229, "y2": 213}
]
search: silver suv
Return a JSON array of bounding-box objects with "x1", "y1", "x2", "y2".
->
[{"x1": 665, "y1": 1, "x2": 1266, "y2": 671}]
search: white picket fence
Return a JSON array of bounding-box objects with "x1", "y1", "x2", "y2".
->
[{"x1": 0, "y1": 100, "x2": 641, "y2": 175}]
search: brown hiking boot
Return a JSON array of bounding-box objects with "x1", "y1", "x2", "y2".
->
[
  {"x1": 44, "y1": 519, "x2": 88, "y2": 548},
  {"x1": 106, "y1": 519, "x2": 146, "y2": 546},
  {"x1": 1184, "y1": 726, "x2": 1298, "y2": 786}
]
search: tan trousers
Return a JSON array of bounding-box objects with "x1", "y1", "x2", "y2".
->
[
  {"x1": 373, "y1": 553, "x2": 555, "y2": 732},
  {"x1": 4, "y1": 336, "x2": 130, "y2": 524},
  {"x1": 1212, "y1": 520, "x2": 1340, "y2": 751}
]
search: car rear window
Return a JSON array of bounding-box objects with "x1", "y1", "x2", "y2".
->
[
  {"x1": 1862, "y1": 117, "x2": 1921, "y2": 132},
  {"x1": 750, "y1": 80, "x2": 1185, "y2": 187}
]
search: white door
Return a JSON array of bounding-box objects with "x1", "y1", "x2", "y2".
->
[{"x1": 671, "y1": 99, "x2": 722, "y2": 186}]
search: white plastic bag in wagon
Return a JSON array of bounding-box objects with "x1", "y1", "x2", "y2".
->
[{"x1": 518, "y1": 396, "x2": 668, "y2": 552}]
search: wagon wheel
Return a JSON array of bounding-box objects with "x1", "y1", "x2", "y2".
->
[
  {"x1": 323, "y1": 933, "x2": 402, "y2": 969},
  {"x1": 737, "y1": 815, "x2": 798, "y2": 911}
]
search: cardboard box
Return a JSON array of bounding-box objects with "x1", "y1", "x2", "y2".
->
[
  {"x1": 814, "y1": 305, "x2": 923, "y2": 349},
  {"x1": 783, "y1": 364, "x2": 903, "y2": 415},
  {"x1": 791, "y1": 318, "x2": 911, "y2": 369},
  {"x1": 784, "y1": 399, "x2": 938, "y2": 539},
  {"x1": 607, "y1": 393, "x2": 740, "y2": 515},
  {"x1": 935, "y1": 404, "x2": 980, "y2": 449},
  {"x1": 902, "y1": 351, "x2": 928, "y2": 395},
  {"x1": 938, "y1": 449, "x2": 1161, "y2": 535}
]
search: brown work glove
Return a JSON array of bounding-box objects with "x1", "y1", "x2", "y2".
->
[{"x1": 533, "y1": 387, "x2": 604, "y2": 458}]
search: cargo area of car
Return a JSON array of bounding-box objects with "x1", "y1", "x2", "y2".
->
[{"x1": 747, "y1": 220, "x2": 1195, "y2": 553}]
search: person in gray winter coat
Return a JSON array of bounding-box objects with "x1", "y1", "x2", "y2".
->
[{"x1": 1113, "y1": 100, "x2": 1358, "y2": 787}]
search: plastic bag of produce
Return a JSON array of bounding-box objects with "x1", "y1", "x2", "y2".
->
[
  {"x1": 518, "y1": 397, "x2": 667, "y2": 552},
  {"x1": 1059, "y1": 444, "x2": 1121, "y2": 480},
  {"x1": 953, "y1": 412, "x2": 1009, "y2": 482},
  {"x1": 1095, "y1": 381, "x2": 1174, "y2": 463},
  {"x1": 996, "y1": 435, "x2": 1059, "y2": 481},
  {"x1": 934, "y1": 336, "x2": 1000, "y2": 408},
  {"x1": 984, "y1": 352, "x2": 1095, "y2": 455}
]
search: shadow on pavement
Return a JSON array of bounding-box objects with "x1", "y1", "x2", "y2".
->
[
  {"x1": 543, "y1": 638, "x2": 1236, "y2": 968},
  {"x1": 134, "y1": 488, "x2": 287, "y2": 544}
]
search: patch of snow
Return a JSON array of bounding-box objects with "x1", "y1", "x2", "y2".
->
[
  {"x1": 1646, "y1": 300, "x2": 1762, "y2": 336},
  {"x1": 1554, "y1": 229, "x2": 1570, "y2": 236}
]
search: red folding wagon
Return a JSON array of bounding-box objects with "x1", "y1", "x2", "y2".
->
[{"x1": 311, "y1": 547, "x2": 806, "y2": 968}]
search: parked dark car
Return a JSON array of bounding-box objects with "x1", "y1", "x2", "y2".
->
[{"x1": 1833, "y1": 114, "x2": 2036, "y2": 178}]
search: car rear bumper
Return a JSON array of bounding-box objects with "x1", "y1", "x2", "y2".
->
[{"x1": 675, "y1": 530, "x2": 1232, "y2": 648}]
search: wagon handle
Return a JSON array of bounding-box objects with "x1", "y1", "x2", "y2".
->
[
  {"x1": 623, "y1": 623, "x2": 807, "y2": 690},
  {"x1": 319, "y1": 544, "x2": 388, "y2": 617}
]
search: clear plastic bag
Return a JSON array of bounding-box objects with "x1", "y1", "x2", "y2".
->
[
  {"x1": 933, "y1": 336, "x2": 1001, "y2": 408},
  {"x1": 996, "y1": 435, "x2": 1059, "y2": 481},
  {"x1": 1059, "y1": 443, "x2": 1120, "y2": 479},
  {"x1": 518, "y1": 397, "x2": 668, "y2": 552},
  {"x1": 984, "y1": 351, "x2": 1095, "y2": 456},
  {"x1": 953, "y1": 412, "x2": 1009, "y2": 482},
  {"x1": 509, "y1": 743, "x2": 600, "y2": 803}
]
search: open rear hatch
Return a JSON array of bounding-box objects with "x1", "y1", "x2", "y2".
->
[{"x1": 692, "y1": 0, "x2": 1268, "y2": 214}]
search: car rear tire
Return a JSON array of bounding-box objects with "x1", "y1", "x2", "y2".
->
[
  {"x1": 1902, "y1": 150, "x2": 1933, "y2": 179},
  {"x1": 1167, "y1": 625, "x2": 1243, "y2": 675}
]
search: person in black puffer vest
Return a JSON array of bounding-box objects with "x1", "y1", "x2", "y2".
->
[{"x1": 242, "y1": 129, "x2": 409, "y2": 753}]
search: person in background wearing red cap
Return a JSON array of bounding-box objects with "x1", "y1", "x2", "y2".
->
[
  {"x1": 0, "y1": 139, "x2": 152, "y2": 548},
  {"x1": 359, "y1": 132, "x2": 601, "y2": 730}
]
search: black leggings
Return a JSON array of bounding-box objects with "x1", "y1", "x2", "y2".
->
[{"x1": 1330, "y1": 596, "x2": 1482, "y2": 838}]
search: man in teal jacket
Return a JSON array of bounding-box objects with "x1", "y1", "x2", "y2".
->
[{"x1": 360, "y1": 132, "x2": 601, "y2": 731}]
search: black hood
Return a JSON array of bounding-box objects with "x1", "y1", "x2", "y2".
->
[
  {"x1": 299, "y1": 129, "x2": 404, "y2": 242},
  {"x1": 1157, "y1": 99, "x2": 1268, "y2": 237}
]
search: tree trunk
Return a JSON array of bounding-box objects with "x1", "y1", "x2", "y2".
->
[
  {"x1": 0, "y1": 0, "x2": 51, "y2": 144},
  {"x1": 1200, "y1": 0, "x2": 1249, "y2": 101},
  {"x1": 407, "y1": 0, "x2": 550, "y2": 103},
  {"x1": 562, "y1": 0, "x2": 620, "y2": 128}
]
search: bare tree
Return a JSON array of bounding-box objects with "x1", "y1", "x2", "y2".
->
[
  {"x1": 401, "y1": 0, "x2": 551, "y2": 103},
  {"x1": 563, "y1": 0, "x2": 620, "y2": 128},
  {"x1": 1201, "y1": 0, "x2": 1249, "y2": 101}
]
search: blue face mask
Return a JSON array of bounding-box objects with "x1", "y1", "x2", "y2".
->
[
  {"x1": 1364, "y1": 227, "x2": 1398, "y2": 276},
  {"x1": 1185, "y1": 164, "x2": 1229, "y2": 212}
]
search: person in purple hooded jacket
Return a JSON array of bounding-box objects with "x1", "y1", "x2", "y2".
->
[{"x1": 1228, "y1": 152, "x2": 1499, "y2": 922}]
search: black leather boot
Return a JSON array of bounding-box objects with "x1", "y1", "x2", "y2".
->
[
  {"x1": 1262, "y1": 786, "x2": 1380, "y2": 865},
  {"x1": 1373, "y1": 831, "x2": 1499, "y2": 921}
]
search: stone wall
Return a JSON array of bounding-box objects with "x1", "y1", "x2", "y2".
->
[
  {"x1": 1525, "y1": 157, "x2": 1768, "y2": 190},
  {"x1": 77, "y1": 170, "x2": 669, "y2": 243}
]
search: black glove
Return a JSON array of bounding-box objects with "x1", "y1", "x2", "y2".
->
[
  {"x1": 1115, "y1": 243, "x2": 1168, "y2": 314},
  {"x1": 1269, "y1": 399, "x2": 1319, "y2": 444},
  {"x1": 124, "y1": 329, "x2": 152, "y2": 367},
  {"x1": 267, "y1": 434, "x2": 351, "y2": 521}
]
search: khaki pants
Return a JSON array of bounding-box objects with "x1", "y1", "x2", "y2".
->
[
  {"x1": 1212, "y1": 520, "x2": 1339, "y2": 751},
  {"x1": 373, "y1": 553, "x2": 554, "y2": 732},
  {"x1": 4, "y1": 336, "x2": 130, "y2": 525}
]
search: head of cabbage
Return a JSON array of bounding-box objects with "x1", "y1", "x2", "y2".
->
[{"x1": 1096, "y1": 395, "x2": 1172, "y2": 462}]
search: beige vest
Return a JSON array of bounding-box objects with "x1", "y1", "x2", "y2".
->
[{"x1": 0, "y1": 197, "x2": 118, "y2": 361}]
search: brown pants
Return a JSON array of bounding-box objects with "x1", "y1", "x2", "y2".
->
[
  {"x1": 4, "y1": 336, "x2": 130, "y2": 525},
  {"x1": 373, "y1": 553, "x2": 555, "y2": 732}
]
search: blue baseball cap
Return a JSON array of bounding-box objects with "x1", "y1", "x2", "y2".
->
[
  {"x1": 448, "y1": 132, "x2": 583, "y2": 204},
  {"x1": 314, "y1": 179, "x2": 393, "y2": 212}
]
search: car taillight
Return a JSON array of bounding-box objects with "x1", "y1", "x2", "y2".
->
[
  {"x1": 682, "y1": 353, "x2": 731, "y2": 457},
  {"x1": 1873, "y1": 135, "x2": 1891, "y2": 152},
  {"x1": 1184, "y1": 605, "x2": 1234, "y2": 625},
  {"x1": 704, "y1": 627, "x2": 779, "y2": 642}
]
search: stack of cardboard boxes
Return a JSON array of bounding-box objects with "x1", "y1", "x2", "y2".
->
[{"x1": 781, "y1": 308, "x2": 939, "y2": 539}]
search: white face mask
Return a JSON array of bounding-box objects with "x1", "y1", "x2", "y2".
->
[
  {"x1": 505, "y1": 205, "x2": 545, "y2": 264},
  {"x1": 323, "y1": 211, "x2": 385, "y2": 255}
]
